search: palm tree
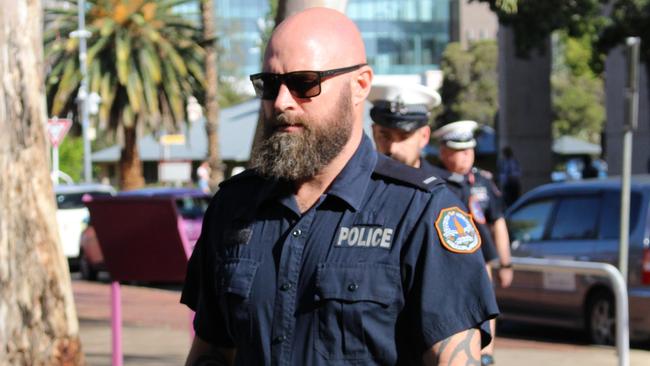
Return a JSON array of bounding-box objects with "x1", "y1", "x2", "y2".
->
[
  {"x1": 200, "y1": 0, "x2": 224, "y2": 189},
  {"x1": 45, "y1": 0, "x2": 205, "y2": 189}
]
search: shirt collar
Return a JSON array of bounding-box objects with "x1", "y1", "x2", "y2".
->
[{"x1": 326, "y1": 133, "x2": 377, "y2": 211}]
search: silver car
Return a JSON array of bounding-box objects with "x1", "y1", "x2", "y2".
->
[{"x1": 497, "y1": 176, "x2": 650, "y2": 344}]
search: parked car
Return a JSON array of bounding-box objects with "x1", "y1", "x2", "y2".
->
[
  {"x1": 54, "y1": 183, "x2": 116, "y2": 267},
  {"x1": 496, "y1": 176, "x2": 650, "y2": 345},
  {"x1": 79, "y1": 187, "x2": 210, "y2": 280}
]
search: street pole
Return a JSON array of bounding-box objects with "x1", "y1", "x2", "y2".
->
[
  {"x1": 74, "y1": 0, "x2": 92, "y2": 183},
  {"x1": 52, "y1": 145, "x2": 60, "y2": 185},
  {"x1": 619, "y1": 37, "x2": 640, "y2": 283}
]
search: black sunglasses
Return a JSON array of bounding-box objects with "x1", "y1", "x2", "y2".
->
[{"x1": 249, "y1": 63, "x2": 367, "y2": 100}]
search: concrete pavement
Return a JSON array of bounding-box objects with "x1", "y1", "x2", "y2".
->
[{"x1": 73, "y1": 280, "x2": 650, "y2": 365}]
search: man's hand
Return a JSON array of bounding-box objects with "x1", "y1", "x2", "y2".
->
[
  {"x1": 498, "y1": 266, "x2": 513, "y2": 288},
  {"x1": 492, "y1": 218, "x2": 513, "y2": 288},
  {"x1": 423, "y1": 328, "x2": 481, "y2": 366}
]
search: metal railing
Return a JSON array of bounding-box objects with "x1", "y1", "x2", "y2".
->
[{"x1": 507, "y1": 257, "x2": 629, "y2": 366}]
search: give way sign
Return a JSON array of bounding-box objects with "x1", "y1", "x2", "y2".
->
[{"x1": 47, "y1": 118, "x2": 73, "y2": 147}]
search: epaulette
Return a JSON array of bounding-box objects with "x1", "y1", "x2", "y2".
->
[
  {"x1": 473, "y1": 167, "x2": 494, "y2": 180},
  {"x1": 218, "y1": 168, "x2": 261, "y2": 188},
  {"x1": 373, "y1": 154, "x2": 444, "y2": 191}
]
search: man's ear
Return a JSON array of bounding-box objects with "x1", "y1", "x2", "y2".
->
[
  {"x1": 418, "y1": 125, "x2": 431, "y2": 149},
  {"x1": 351, "y1": 66, "x2": 373, "y2": 106}
]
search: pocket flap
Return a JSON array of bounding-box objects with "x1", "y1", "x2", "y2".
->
[
  {"x1": 315, "y1": 263, "x2": 399, "y2": 305},
  {"x1": 220, "y1": 258, "x2": 259, "y2": 298}
]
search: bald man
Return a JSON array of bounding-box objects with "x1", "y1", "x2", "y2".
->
[{"x1": 181, "y1": 8, "x2": 498, "y2": 366}]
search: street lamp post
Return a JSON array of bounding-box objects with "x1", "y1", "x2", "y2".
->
[{"x1": 71, "y1": 0, "x2": 92, "y2": 183}]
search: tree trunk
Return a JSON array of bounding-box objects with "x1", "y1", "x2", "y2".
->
[
  {"x1": 119, "y1": 126, "x2": 145, "y2": 190},
  {"x1": 201, "y1": 0, "x2": 224, "y2": 188},
  {"x1": 0, "y1": 1, "x2": 84, "y2": 364}
]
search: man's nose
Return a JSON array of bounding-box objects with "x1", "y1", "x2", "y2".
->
[
  {"x1": 388, "y1": 142, "x2": 401, "y2": 155},
  {"x1": 273, "y1": 83, "x2": 297, "y2": 112}
]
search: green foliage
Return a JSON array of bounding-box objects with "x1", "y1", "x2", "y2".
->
[
  {"x1": 218, "y1": 79, "x2": 251, "y2": 107},
  {"x1": 259, "y1": 0, "x2": 278, "y2": 63},
  {"x1": 552, "y1": 32, "x2": 605, "y2": 143},
  {"x1": 437, "y1": 41, "x2": 498, "y2": 127},
  {"x1": 476, "y1": 0, "x2": 604, "y2": 59},
  {"x1": 552, "y1": 74, "x2": 604, "y2": 142},
  {"x1": 44, "y1": 0, "x2": 205, "y2": 136},
  {"x1": 57, "y1": 137, "x2": 84, "y2": 182},
  {"x1": 597, "y1": 0, "x2": 650, "y2": 68}
]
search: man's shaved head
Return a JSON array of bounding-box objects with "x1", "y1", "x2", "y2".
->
[
  {"x1": 252, "y1": 7, "x2": 373, "y2": 182},
  {"x1": 265, "y1": 7, "x2": 367, "y2": 71}
]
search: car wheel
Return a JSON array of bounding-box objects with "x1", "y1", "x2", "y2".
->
[
  {"x1": 79, "y1": 250, "x2": 98, "y2": 281},
  {"x1": 587, "y1": 291, "x2": 615, "y2": 345}
]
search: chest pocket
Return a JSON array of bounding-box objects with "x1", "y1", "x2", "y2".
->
[
  {"x1": 314, "y1": 263, "x2": 401, "y2": 361},
  {"x1": 218, "y1": 258, "x2": 259, "y2": 342}
]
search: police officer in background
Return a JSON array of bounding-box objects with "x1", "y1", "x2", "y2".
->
[
  {"x1": 433, "y1": 120, "x2": 514, "y2": 366},
  {"x1": 369, "y1": 81, "x2": 441, "y2": 171},
  {"x1": 181, "y1": 7, "x2": 498, "y2": 366},
  {"x1": 370, "y1": 82, "x2": 500, "y2": 270}
]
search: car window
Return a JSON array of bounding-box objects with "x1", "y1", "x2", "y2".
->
[
  {"x1": 507, "y1": 199, "x2": 555, "y2": 242},
  {"x1": 599, "y1": 191, "x2": 642, "y2": 239},
  {"x1": 56, "y1": 191, "x2": 113, "y2": 209},
  {"x1": 549, "y1": 196, "x2": 600, "y2": 240},
  {"x1": 175, "y1": 197, "x2": 209, "y2": 219}
]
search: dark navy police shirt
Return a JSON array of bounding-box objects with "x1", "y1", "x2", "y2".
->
[{"x1": 182, "y1": 135, "x2": 498, "y2": 366}]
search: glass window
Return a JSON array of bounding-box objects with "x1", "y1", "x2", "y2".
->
[
  {"x1": 599, "y1": 191, "x2": 642, "y2": 239},
  {"x1": 176, "y1": 197, "x2": 210, "y2": 219},
  {"x1": 549, "y1": 196, "x2": 600, "y2": 240},
  {"x1": 56, "y1": 191, "x2": 113, "y2": 209},
  {"x1": 507, "y1": 199, "x2": 555, "y2": 242}
]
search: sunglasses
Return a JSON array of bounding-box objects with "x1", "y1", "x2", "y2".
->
[{"x1": 249, "y1": 63, "x2": 367, "y2": 100}]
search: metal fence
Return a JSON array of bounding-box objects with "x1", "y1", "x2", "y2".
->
[{"x1": 507, "y1": 257, "x2": 629, "y2": 366}]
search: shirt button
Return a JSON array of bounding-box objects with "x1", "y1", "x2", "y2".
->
[
  {"x1": 292, "y1": 229, "x2": 302, "y2": 237},
  {"x1": 280, "y1": 283, "x2": 292, "y2": 291},
  {"x1": 273, "y1": 335, "x2": 287, "y2": 344},
  {"x1": 347, "y1": 283, "x2": 359, "y2": 292}
]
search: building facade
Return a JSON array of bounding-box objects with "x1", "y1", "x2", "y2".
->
[
  {"x1": 215, "y1": 0, "x2": 459, "y2": 88},
  {"x1": 449, "y1": 0, "x2": 498, "y2": 49}
]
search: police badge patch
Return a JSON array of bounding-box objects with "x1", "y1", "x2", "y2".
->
[{"x1": 434, "y1": 207, "x2": 481, "y2": 253}]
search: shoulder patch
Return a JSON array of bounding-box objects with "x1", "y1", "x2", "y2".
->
[
  {"x1": 373, "y1": 154, "x2": 443, "y2": 191},
  {"x1": 434, "y1": 207, "x2": 481, "y2": 254}
]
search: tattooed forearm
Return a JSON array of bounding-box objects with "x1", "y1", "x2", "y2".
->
[
  {"x1": 447, "y1": 329, "x2": 480, "y2": 366},
  {"x1": 425, "y1": 328, "x2": 481, "y2": 366},
  {"x1": 436, "y1": 336, "x2": 452, "y2": 357}
]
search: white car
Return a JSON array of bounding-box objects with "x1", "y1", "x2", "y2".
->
[{"x1": 54, "y1": 183, "x2": 115, "y2": 266}]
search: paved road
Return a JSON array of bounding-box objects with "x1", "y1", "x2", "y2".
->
[{"x1": 72, "y1": 279, "x2": 650, "y2": 365}]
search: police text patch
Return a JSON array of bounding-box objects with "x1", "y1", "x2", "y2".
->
[
  {"x1": 434, "y1": 207, "x2": 481, "y2": 253},
  {"x1": 335, "y1": 226, "x2": 393, "y2": 249}
]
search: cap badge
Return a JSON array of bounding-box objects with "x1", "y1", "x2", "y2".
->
[{"x1": 389, "y1": 96, "x2": 409, "y2": 115}]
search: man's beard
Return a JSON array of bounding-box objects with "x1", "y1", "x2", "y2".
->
[{"x1": 250, "y1": 91, "x2": 353, "y2": 181}]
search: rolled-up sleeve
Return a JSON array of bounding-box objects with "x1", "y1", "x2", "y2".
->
[{"x1": 401, "y1": 186, "x2": 499, "y2": 352}]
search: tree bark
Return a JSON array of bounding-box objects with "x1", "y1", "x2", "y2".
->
[
  {"x1": 119, "y1": 126, "x2": 145, "y2": 190},
  {"x1": 0, "y1": 0, "x2": 84, "y2": 364},
  {"x1": 201, "y1": 0, "x2": 224, "y2": 188}
]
